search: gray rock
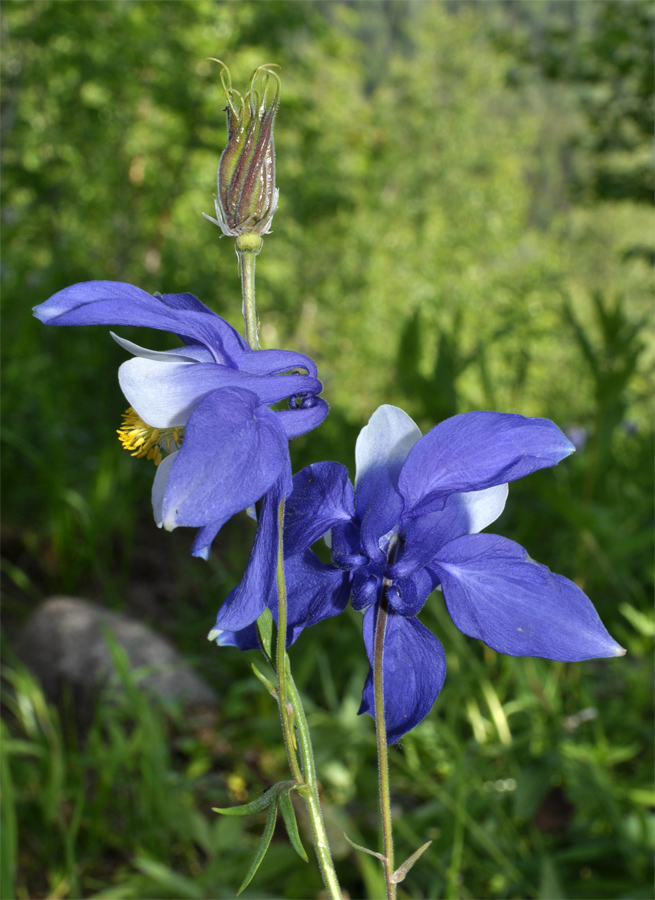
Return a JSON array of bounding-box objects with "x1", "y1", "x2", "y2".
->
[{"x1": 15, "y1": 596, "x2": 218, "y2": 730}]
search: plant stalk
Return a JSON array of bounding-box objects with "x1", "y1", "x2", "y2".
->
[
  {"x1": 236, "y1": 233, "x2": 263, "y2": 350},
  {"x1": 275, "y1": 501, "x2": 342, "y2": 899},
  {"x1": 275, "y1": 499, "x2": 303, "y2": 784},
  {"x1": 236, "y1": 231, "x2": 340, "y2": 898},
  {"x1": 288, "y1": 675, "x2": 342, "y2": 900},
  {"x1": 374, "y1": 586, "x2": 396, "y2": 899}
]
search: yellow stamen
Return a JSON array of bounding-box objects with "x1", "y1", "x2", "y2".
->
[{"x1": 117, "y1": 408, "x2": 184, "y2": 466}]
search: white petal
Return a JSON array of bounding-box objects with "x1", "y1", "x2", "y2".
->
[
  {"x1": 118, "y1": 356, "x2": 205, "y2": 427},
  {"x1": 355, "y1": 405, "x2": 422, "y2": 493},
  {"x1": 455, "y1": 482, "x2": 509, "y2": 534},
  {"x1": 152, "y1": 451, "x2": 178, "y2": 527},
  {"x1": 111, "y1": 331, "x2": 211, "y2": 363}
]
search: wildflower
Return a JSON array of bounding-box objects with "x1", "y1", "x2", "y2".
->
[
  {"x1": 33, "y1": 280, "x2": 327, "y2": 558},
  {"x1": 251, "y1": 405, "x2": 623, "y2": 743},
  {"x1": 204, "y1": 61, "x2": 280, "y2": 239}
]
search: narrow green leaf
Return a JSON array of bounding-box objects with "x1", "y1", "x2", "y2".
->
[
  {"x1": 256, "y1": 608, "x2": 275, "y2": 667},
  {"x1": 279, "y1": 788, "x2": 308, "y2": 862},
  {"x1": 343, "y1": 831, "x2": 385, "y2": 862},
  {"x1": 133, "y1": 857, "x2": 205, "y2": 899},
  {"x1": 251, "y1": 662, "x2": 278, "y2": 699},
  {"x1": 391, "y1": 840, "x2": 432, "y2": 884},
  {"x1": 236, "y1": 796, "x2": 279, "y2": 896},
  {"x1": 0, "y1": 725, "x2": 17, "y2": 900},
  {"x1": 213, "y1": 781, "x2": 292, "y2": 817}
]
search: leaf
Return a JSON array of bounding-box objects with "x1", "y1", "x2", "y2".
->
[
  {"x1": 391, "y1": 840, "x2": 432, "y2": 884},
  {"x1": 343, "y1": 831, "x2": 385, "y2": 862},
  {"x1": 0, "y1": 725, "x2": 17, "y2": 900},
  {"x1": 278, "y1": 788, "x2": 308, "y2": 862},
  {"x1": 236, "y1": 795, "x2": 279, "y2": 896},
  {"x1": 213, "y1": 781, "x2": 293, "y2": 817},
  {"x1": 251, "y1": 662, "x2": 278, "y2": 699},
  {"x1": 256, "y1": 608, "x2": 275, "y2": 667},
  {"x1": 132, "y1": 857, "x2": 205, "y2": 899}
]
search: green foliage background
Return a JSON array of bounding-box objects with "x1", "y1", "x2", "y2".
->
[{"x1": 2, "y1": 2, "x2": 653, "y2": 899}]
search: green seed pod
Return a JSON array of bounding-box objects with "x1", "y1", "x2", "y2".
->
[{"x1": 205, "y1": 61, "x2": 280, "y2": 237}]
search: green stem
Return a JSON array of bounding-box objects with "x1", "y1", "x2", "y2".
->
[
  {"x1": 275, "y1": 499, "x2": 303, "y2": 784},
  {"x1": 374, "y1": 586, "x2": 396, "y2": 900},
  {"x1": 288, "y1": 675, "x2": 342, "y2": 900},
  {"x1": 236, "y1": 233, "x2": 263, "y2": 350},
  {"x1": 235, "y1": 231, "x2": 340, "y2": 897},
  {"x1": 275, "y1": 501, "x2": 342, "y2": 899}
]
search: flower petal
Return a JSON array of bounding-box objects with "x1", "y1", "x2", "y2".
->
[
  {"x1": 359, "y1": 606, "x2": 447, "y2": 743},
  {"x1": 33, "y1": 281, "x2": 244, "y2": 364},
  {"x1": 433, "y1": 533, "x2": 625, "y2": 661},
  {"x1": 209, "y1": 622, "x2": 260, "y2": 651},
  {"x1": 387, "y1": 568, "x2": 437, "y2": 616},
  {"x1": 390, "y1": 483, "x2": 509, "y2": 579},
  {"x1": 212, "y1": 482, "x2": 283, "y2": 634},
  {"x1": 355, "y1": 405, "x2": 422, "y2": 562},
  {"x1": 284, "y1": 462, "x2": 354, "y2": 556},
  {"x1": 119, "y1": 355, "x2": 322, "y2": 429},
  {"x1": 161, "y1": 387, "x2": 291, "y2": 531},
  {"x1": 239, "y1": 347, "x2": 318, "y2": 378},
  {"x1": 152, "y1": 450, "x2": 178, "y2": 526},
  {"x1": 111, "y1": 332, "x2": 214, "y2": 364},
  {"x1": 399, "y1": 412, "x2": 574, "y2": 517},
  {"x1": 278, "y1": 550, "x2": 352, "y2": 645},
  {"x1": 275, "y1": 397, "x2": 329, "y2": 440}
]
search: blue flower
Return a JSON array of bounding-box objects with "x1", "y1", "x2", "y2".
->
[
  {"x1": 264, "y1": 405, "x2": 623, "y2": 743},
  {"x1": 33, "y1": 280, "x2": 328, "y2": 559}
]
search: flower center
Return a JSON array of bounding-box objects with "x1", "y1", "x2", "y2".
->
[{"x1": 117, "y1": 407, "x2": 184, "y2": 466}]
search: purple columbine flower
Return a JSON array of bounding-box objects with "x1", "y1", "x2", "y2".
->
[
  {"x1": 223, "y1": 404, "x2": 623, "y2": 743},
  {"x1": 33, "y1": 280, "x2": 328, "y2": 559}
]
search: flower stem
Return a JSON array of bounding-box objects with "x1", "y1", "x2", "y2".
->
[
  {"x1": 236, "y1": 234, "x2": 263, "y2": 350},
  {"x1": 275, "y1": 500, "x2": 342, "y2": 899},
  {"x1": 374, "y1": 586, "x2": 396, "y2": 900},
  {"x1": 275, "y1": 499, "x2": 303, "y2": 784},
  {"x1": 288, "y1": 675, "x2": 342, "y2": 900},
  {"x1": 236, "y1": 231, "x2": 339, "y2": 896}
]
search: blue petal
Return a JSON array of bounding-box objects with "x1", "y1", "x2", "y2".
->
[
  {"x1": 33, "y1": 281, "x2": 244, "y2": 365},
  {"x1": 433, "y1": 533, "x2": 625, "y2": 660},
  {"x1": 160, "y1": 387, "x2": 291, "y2": 532},
  {"x1": 238, "y1": 347, "x2": 318, "y2": 378},
  {"x1": 119, "y1": 354, "x2": 323, "y2": 429},
  {"x1": 331, "y1": 520, "x2": 367, "y2": 570},
  {"x1": 399, "y1": 412, "x2": 575, "y2": 517},
  {"x1": 278, "y1": 550, "x2": 352, "y2": 645},
  {"x1": 208, "y1": 621, "x2": 260, "y2": 651},
  {"x1": 359, "y1": 606, "x2": 447, "y2": 743},
  {"x1": 212, "y1": 481, "x2": 283, "y2": 634},
  {"x1": 387, "y1": 567, "x2": 437, "y2": 616},
  {"x1": 275, "y1": 397, "x2": 329, "y2": 439},
  {"x1": 284, "y1": 462, "x2": 354, "y2": 556},
  {"x1": 390, "y1": 483, "x2": 509, "y2": 579},
  {"x1": 351, "y1": 564, "x2": 383, "y2": 611},
  {"x1": 354, "y1": 406, "x2": 422, "y2": 563}
]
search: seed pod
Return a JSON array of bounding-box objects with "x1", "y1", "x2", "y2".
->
[{"x1": 205, "y1": 61, "x2": 280, "y2": 237}]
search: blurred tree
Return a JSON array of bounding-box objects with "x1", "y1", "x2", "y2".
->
[{"x1": 490, "y1": 0, "x2": 654, "y2": 209}]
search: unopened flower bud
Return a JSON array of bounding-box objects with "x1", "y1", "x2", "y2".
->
[{"x1": 204, "y1": 61, "x2": 280, "y2": 239}]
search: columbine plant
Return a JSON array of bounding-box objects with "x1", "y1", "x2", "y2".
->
[{"x1": 34, "y1": 62, "x2": 624, "y2": 900}]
